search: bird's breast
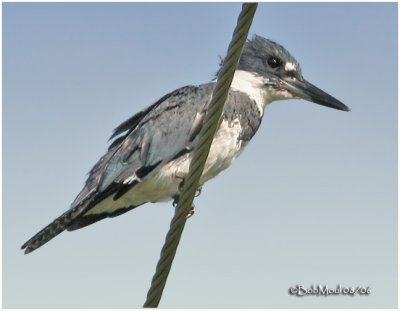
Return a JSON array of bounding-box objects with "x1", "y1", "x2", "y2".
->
[
  {"x1": 200, "y1": 117, "x2": 244, "y2": 181},
  {"x1": 127, "y1": 117, "x2": 245, "y2": 204}
]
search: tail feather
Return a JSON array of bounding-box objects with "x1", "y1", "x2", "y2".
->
[{"x1": 21, "y1": 203, "x2": 88, "y2": 254}]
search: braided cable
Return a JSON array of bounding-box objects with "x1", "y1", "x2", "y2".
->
[{"x1": 143, "y1": 3, "x2": 257, "y2": 307}]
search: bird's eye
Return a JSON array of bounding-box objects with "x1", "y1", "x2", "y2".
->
[{"x1": 267, "y1": 57, "x2": 282, "y2": 69}]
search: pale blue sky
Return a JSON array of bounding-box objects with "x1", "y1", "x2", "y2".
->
[{"x1": 3, "y1": 2, "x2": 397, "y2": 308}]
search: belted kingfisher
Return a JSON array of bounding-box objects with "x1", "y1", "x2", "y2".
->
[{"x1": 22, "y1": 35, "x2": 350, "y2": 254}]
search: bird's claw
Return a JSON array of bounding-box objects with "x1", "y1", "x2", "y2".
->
[
  {"x1": 175, "y1": 171, "x2": 185, "y2": 192},
  {"x1": 178, "y1": 181, "x2": 185, "y2": 193},
  {"x1": 185, "y1": 204, "x2": 196, "y2": 219},
  {"x1": 175, "y1": 171, "x2": 202, "y2": 196},
  {"x1": 172, "y1": 196, "x2": 196, "y2": 219},
  {"x1": 195, "y1": 186, "x2": 202, "y2": 197},
  {"x1": 173, "y1": 170, "x2": 201, "y2": 218},
  {"x1": 172, "y1": 196, "x2": 178, "y2": 208}
]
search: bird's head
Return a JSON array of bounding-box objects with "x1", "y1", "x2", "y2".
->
[{"x1": 237, "y1": 35, "x2": 350, "y2": 111}]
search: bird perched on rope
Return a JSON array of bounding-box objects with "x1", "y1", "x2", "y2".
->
[{"x1": 21, "y1": 35, "x2": 350, "y2": 254}]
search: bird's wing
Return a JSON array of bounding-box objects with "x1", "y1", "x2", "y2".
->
[
  {"x1": 21, "y1": 83, "x2": 215, "y2": 253},
  {"x1": 71, "y1": 83, "x2": 214, "y2": 212}
]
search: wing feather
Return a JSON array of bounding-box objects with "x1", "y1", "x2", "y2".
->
[{"x1": 71, "y1": 83, "x2": 215, "y2": 214}]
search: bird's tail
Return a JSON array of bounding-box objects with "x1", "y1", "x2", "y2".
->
[{"x1": 21, "y1": 203, "x2": 88, "y2": 254}]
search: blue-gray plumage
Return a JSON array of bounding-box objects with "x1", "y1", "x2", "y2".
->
[{"x1": 21, "y1": 35, "x2": 350, "y2": 254}]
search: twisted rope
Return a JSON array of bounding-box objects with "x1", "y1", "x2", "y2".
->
[{"x1": 143, "y1": 3, "x2": 257, "y2": 307}]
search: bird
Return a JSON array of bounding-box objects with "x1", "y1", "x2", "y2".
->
[{"x1": 21, "y1": 35, "x2": 350, "y2": 254}]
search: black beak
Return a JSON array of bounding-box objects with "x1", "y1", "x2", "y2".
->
[{"x1": 281, "y1": 78, "x2": 350, "y2": 111}]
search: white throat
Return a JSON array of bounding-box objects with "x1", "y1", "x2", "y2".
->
[{"x1": 230, "y1": 70, "x2": 270, "y2": 115}]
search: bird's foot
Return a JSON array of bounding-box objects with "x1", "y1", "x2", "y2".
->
[
  {"x1": 195, "y1": 186, "x2": 202, "y2": 197},
  {"x1": 174, "y1": 171, "x2": 186, "y2": 192},
  {"x1": 186, "y1": 204, "x2": 196, "y2": 219},
  {"x1": 173, "y1": 170, "x2": 202, "y2": 218},
  {"x1": 174, "y1": 170, "x2": 203, "y2": 196},
  {"x1": 172, "y1": 195, "x2": 179, "y2": 208},
  {"x1": 172, "y1": 196, "x2": 196, "y2": 219}
]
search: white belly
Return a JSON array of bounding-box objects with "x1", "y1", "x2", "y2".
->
[{"x1": 85, "y1": 118, "x2": 244, "y2": 216}]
